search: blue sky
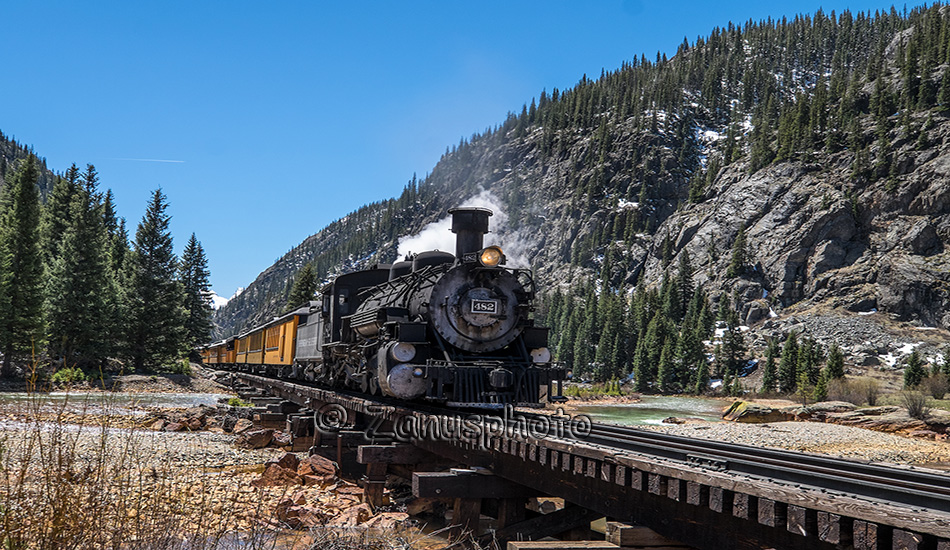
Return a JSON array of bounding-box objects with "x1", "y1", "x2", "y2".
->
[{"x1": 1, "y1": 1, "x2": 903, "y2": 298}]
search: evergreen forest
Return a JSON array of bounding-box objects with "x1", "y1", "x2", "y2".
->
[
  {"x1": 217, "y1": 5, "x2": 950, "y2": 395},
  {"x1": 0, "y1": 147, "x2": 213, "y2": 380}
]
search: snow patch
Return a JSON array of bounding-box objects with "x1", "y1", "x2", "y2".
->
[
  {"x1": 768, "y1": 308, "x2": 778, "y2": 318},
  {"x1": 616, "y1": 199, "x2": 640, "y2": 210},
  {"x1": 857, "y1": 308, "x2": 878, "y2": 316},
  {"x1": 209, "y1": 290, "x2": 232, "y2": 310},
  {"x1": 878, "y1": 342, "x2": 923, "y2": 368}
]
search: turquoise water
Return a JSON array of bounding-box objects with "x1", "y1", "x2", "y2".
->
[{"x1": 572, "y1": 396, "x2": 726, "y2": 425}]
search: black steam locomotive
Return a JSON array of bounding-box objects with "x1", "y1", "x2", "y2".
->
[{"x1": 204, "y1": 207, "x2": 567, "y2": 408}]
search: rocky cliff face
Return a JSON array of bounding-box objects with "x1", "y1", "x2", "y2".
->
[{"x1": 215, "y1": 7, "x2": 950, "y2": 354}]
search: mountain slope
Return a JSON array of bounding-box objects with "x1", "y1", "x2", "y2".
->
[
  {"x1": 215, "y1": 5, "x2": 950, "y2": 345},
  {"x1": 0, "y1": 130, "x2": 57, "y2": 197}
]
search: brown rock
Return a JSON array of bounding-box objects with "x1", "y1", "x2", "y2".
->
[
  {"x1": 271, "y1": 431, "x2": 292, "y2": 447},
  {"x1": 148, "y1": 418, "x2": 167, "y2": 431},
  {"x1": 237, "y1": 429, "x2": 274, "y2": 449},
  {"x1": 329, "y1": 503, "x2": 372, "y2": 527},
  {"x1": 232, "y1": 418, "x2": 254, "y2": 433},
  {"x1": 276, "y1": 499, "x2": 328, "y2": 528},
  {"x1": 163, "y1": 422, "x2": 185, "y2": 432},
  {"x1": 297, "y1": 455, "x2": 337, "y2": 477},
  {"x1": 362, "y1": 512, "x2": 410, "y2": 530},
  {"x1": 302, "y1": 474, "x2": 335, "y2": 487},
  {"x1": 267, "y1": 452, "x2": 300, "y2": 472},
  {"x1": 722, "y1": 401, "x2": 787, "y2": 423},
  {"x1": 250, "y1": 463, "x2": 303, "y2": 487},
  {"x1": 186, "y1": 417, "x2": 203, "y2": 431}
]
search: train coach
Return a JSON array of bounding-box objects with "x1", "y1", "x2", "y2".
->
[{"x1": 203, "y1": 207, "x2": 567, "y2": 409}]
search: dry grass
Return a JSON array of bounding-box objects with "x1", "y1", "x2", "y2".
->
[
  {"x1": 0, "y1": 370, "x2": 295, "y2": 550},
  {"x1": 0, "y1": 371, "x2": 466, "y2": 550}
]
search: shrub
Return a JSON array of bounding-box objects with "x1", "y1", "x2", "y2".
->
[
  {"x1": 828, "y1": 377, "x2": 880, "y2": 406},
  {"x1": 226, "y1": 397, "x2": 251, "y2": 407},
  {"x1": 902, "y1": 391, "x2": 931, "y2": 420},
  {"x1": 921, "y1": 373, "x2": 949, "y2": 400},
  {"x1": 860, "y1": 377, "x2": 881, "y2": 406},
  {"x1": 50, "y1": 366, "x2": 87, "y2": 385},
  {"x1": 168, "y1": 359, "x2": 193, "y2": 375}
]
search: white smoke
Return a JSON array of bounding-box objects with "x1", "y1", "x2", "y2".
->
[{"x1": 396, "y1": 189, "x2": 535, "y2": 268}]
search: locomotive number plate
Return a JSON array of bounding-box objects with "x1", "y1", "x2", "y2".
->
[{"x1": 470, "y1": 299, "x2": 498, "y2": 314}]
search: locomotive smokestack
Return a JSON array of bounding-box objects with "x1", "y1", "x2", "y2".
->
[{"x1": 449, "y1": 207, "x2": 492, "y2": 258}]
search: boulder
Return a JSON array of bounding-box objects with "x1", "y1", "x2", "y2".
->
[
  {"x1": 232, "y1": 418, "x2": 254, "y2": 434},
  {"x1": 302, "y1": 474, "x2": 335, "y2": 487},
  {"x1": 271, "y1": 431, "x2": 292, "y2": 447},
  {"x1": 362, "y1": 512, "x2": 410, "y2": 529},
  {"x1": 722, "y1": 401, "x2": 787, "y2": 423},
  {"x1": 163, "y1": 422, "x2": 185, "y2": 432},
  {"x1": 267, "y1": 452, "x2": 300, "y2": 472},
  {"x1": 329, "y1": 503, "x2": 372, "y2": 527},
  {"x1": 251, "y1": 463, "x2": 303, "y2": 487},
  {"x1": 238, "y1": 429, "x2": 274, "y2": 449},
  {"x1": 298, "y1": 455, "x2": 337, "y2": 477},
  {"x1": 275, "y1": 498, "x2": 328, "y2": 528}
]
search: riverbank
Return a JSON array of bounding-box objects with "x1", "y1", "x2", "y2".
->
[{"x1": 556, "y1": 394, "x2": 950, "y2": 467}]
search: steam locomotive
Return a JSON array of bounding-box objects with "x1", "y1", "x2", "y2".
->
[{"x1": 201, "y1": 207, "x2": 567, "y2": 408}]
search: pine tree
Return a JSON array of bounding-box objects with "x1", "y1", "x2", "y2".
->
[
  {"x1": 656, "y1": 336, "x2": 676, "y2": 393},
  {"x1": 903, "y1": 350, "x2": 926, "y2": 389},
  {"x1": 826, "y1": 343, "x2": 845, "y2": 379},
  {"x1": 39, "y1": 164, "x2": 80, "y2": 270},
  {"x1": 45, "y1": 164, "x2": 114, "y2": 367},
  {"x1": 722, "y1": 316, "x2": 747, "y2": 376},
  {"x1": 761, "y1": 338, "x2": 779, "y2": 393},
  {"x1": 286, "y1": 263, "x2": 317, "y2": 311},
  {"x1": 0, "y1": 157, "x2": 45, "y2": 376},
  {"x1": 180, "y1": 233, "x2": 213, "y2": 353},
  {"x1": 813, "y1": 369, "x2": 829, "y2": 402},
  {"x1": 693, "y1": 356, "x2": 710, "y2": 394},
  {"x1": 725, "y1": 227, "x2": 748, "y2": 278},
  {"x1": 125, "y1": 189, "x2": 186, "y2": 371},
  {"x1": 778, "y1": 331, "x2": 799, "y2": 393}
]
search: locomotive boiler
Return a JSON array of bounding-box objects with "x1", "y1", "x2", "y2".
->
[{"x1": 202, "y1": 207, "x2": 566, "y2": 408}]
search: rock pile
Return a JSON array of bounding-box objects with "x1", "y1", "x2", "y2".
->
[
  {"x1": 246, "y1": 451, "x2": 410, "y2": 530},
  {"x1": 250, "y1": 453, "x2": 337, "y2": 488},
  {"x1": 145, "y1": 404, "x2": 298, "y2": 450}
]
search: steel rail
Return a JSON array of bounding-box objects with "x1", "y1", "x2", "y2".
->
[{"x1": 232, "y1": 372, "x2": 950, "y2": 514}]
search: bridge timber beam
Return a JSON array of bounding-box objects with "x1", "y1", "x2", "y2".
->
[{"x1": 234, "y1": 373, "x2": 950, "y2": 550}]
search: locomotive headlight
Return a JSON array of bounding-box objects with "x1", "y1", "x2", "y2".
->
[
  {"x1": 390, "y1": 342, "x2": 416, "y2": 363},
  {"x1": 412, "y1": 367, "x2": 424, "y2": 377},
  {"x1": 530, "y1": 347, "x2": 552, "y2": 363},
  {"x1": 479, "y1": 246, "x2": 503, "y2": 267}
]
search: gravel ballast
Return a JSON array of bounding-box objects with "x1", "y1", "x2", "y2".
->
[{"x1": 640, "y1": 420, "x2": 950, "y2": 467}]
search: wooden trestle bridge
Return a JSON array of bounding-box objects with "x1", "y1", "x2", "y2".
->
[{"x1": 232, "y1": 372, "x2": 950, "y2": 550}]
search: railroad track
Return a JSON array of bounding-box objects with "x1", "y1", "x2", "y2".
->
[
  {"x1": 233, "y1": 372, "x2": 950, "y2": 516},
  {"x1": 580, "y1": 421, "x2": 950, "y2": 514}
]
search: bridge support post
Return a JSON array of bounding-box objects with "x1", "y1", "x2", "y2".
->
[
  {"x1": 451, "y1": 497, "x2": 482, "y2": 540},
  {"x1": 362, "y1": 462, "x2": 388, "y2": 509}
]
